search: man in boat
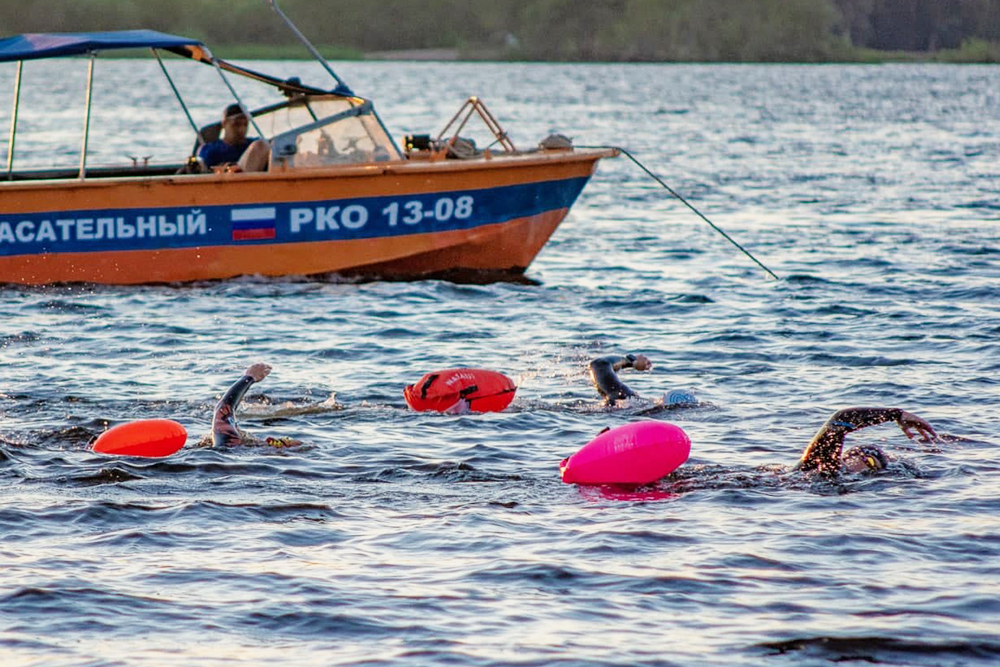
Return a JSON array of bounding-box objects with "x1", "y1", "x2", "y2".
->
[
  {"x1": 197, "y1": 103, "x2": 270, "y2": 172},
  {"x1": 797, "y1": 407, "x2": 936, "y2": 475},
  {"x1": 589, "y1": 353, "x2": 698, "y2": 409},
  {"x1": 213, "y1": 362, "x2": 299, "y2": 447}
]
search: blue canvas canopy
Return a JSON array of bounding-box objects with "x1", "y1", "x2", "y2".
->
[{"x1": 0, "y1": 30, "x2": 203, "y2": 62}]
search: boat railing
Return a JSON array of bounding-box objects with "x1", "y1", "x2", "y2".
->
[
  {"x1": 403, "y1": 97, "x2": 533, "y2": 161},
  {"x1": 437, "y1": 97, "x2": 516, "y2": 154}
]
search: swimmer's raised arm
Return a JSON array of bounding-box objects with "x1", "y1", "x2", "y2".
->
[
  {"x1": 798, "y1": 407, "x2": 936, "y2": 473},
  {"x1": 212, "y1": 363, "x2": 271, "y2": 447},
  {"x1": 588, "y1": 354, "x2": 650, "y2": 404}
]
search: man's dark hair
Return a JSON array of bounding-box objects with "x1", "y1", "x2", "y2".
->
[{"x1": 224, "y1": 103, "x2": 246, "y2": 120}]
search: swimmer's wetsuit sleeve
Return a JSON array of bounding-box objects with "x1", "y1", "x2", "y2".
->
[
  {"x1": 212, "y1": 375, "x2": 257, "y2": 447},
  {"x1": 589, "y1": 355, "x2": 638, "y2": 404},
  {"x1": 798, "y1": 407, "x2": 903, "y2": 473}
]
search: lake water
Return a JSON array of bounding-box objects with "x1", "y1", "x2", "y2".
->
[{"x1": 1, "y1": 58, "x2": 999, "y2": 666}]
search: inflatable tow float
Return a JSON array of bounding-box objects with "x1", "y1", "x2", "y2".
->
[
  {"x1": 404, "y1": 368, "x2": 517, "y2": 413},
  {"x1": 92, "y1": 419, "x2": 188, "y2": 458},
  {"x1": 560, "y1": 421, "x2": 690, "y2": 486}
]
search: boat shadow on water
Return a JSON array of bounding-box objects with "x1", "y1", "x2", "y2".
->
[{"x1": 327, "y1": 267, "x2": 543, "y2": 286}]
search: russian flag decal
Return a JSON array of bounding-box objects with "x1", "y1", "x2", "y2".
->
[{"x1": 231, "y1": 207, "x2": 276, "y2": 241}]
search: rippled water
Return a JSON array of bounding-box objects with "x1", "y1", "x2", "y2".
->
[{"x1": 2, "y1": 59, "x2": 999, "y2": 666}]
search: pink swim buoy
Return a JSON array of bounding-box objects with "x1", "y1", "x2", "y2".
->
[
  {"x1": 560, "y1": 421, "x2": 690, "y2": 486},
  {"x1": 92, "y1": 419, "x2": 187, "y2": 458}
]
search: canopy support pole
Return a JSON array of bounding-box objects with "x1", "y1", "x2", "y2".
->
[
  {"x1": 209, "y1": 55, "x2": 268, "y2": 146},
  {"x1": 153, "y1": 48, "x2": 203, "y2": 143},
  {"x1": 6, "y1": 60, "x2": 22, "y2": 180},
  {"x1": 79, "y1": 52, "x2": 95, "y2": 180},
  {"x1": 266, "y1": 0, "x2": 349, "y2": 92}
]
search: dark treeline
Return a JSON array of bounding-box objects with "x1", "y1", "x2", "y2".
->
[{"x1": 3, "y1": 0, "x2": 999, "y2": 61}]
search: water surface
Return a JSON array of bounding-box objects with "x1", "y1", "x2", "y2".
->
[{"x1": 1, "y1": 60, "x2": 999, "y2": 666}]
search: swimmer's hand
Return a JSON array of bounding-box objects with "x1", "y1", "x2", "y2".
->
[
  {"x1": 246, "y1": 363, "x2": 271, "y2": 382},
  {"x1": 444, "y1": 398, "x2": 471, "y2": 415},
  {"x1": 632, "y1": 354, "x2": 652, "y2": 372},
  {"x1": 897, "y1": 411, "x2": 936, "y2": 443}
]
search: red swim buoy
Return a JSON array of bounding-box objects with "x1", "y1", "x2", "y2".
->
[
  {"x1": 92, "y1": 419, "x2": 187, "y2": 458},
  {"x1": 560, "y1": 421, "x2": 690, "y2": 486},
  {"x1": 404, "y1": 368, "x2": 517, "y2": 413}
]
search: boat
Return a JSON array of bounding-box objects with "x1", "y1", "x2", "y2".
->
[{"x1": 0, "y1": 1, "x2": 617, "y2": 285}]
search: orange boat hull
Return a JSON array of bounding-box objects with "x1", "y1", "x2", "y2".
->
[{"x1": 0, "y1": 149, "x2": 615, "y2": 284}]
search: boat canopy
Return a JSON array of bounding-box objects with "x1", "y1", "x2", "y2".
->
[
  {"x1": 0, "y1": 29, "x2": 354, "y2": 97},
  {"x1": 0, "y1": 30, "x2": 201, "y2": 61}
]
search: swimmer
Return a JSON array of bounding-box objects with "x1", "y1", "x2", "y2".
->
[
  {"x1": 591, "y1": 354, "x2": 937, "y2": 476},
  {"x1": 798, "y1": 407, "x2": 937, "y2": 475},
  {"x1": 589, "y1": 353, "x2": 697, "y2": 409},
  {"x1": 213, "y1": 363, "x2": 301, "y2": 447}
]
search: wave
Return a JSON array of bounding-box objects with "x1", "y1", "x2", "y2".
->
[{"x1": 755, "y1": 635, "x2": 1000, "y2": 662}]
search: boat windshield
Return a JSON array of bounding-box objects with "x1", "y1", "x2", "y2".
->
[{"x1": 264, "y1": 95, "x2": 401, "y2": 168}]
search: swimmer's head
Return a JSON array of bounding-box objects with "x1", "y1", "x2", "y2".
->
[
  {"x1": 663, "y1": 389, "x2": 697, "y2": 407},
  {"x1": 843, "y1": 445, "x2": 889, "y2": 473}
]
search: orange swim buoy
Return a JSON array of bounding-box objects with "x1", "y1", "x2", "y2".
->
[
  {"x1": 92, "y1": 419, "x2": 187, "y2": 457},
  {"x1": 404, "y1": 368, "x2": 517, "y2": 413}
]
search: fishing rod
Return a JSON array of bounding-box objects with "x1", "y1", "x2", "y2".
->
[{"x1": 580, "y1": 145, "x2": 780, "y2": 280}]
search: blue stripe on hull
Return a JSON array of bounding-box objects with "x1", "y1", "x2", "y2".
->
[{"x1": 0, "y1": 177, "x2": 591, "y2": 258}]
